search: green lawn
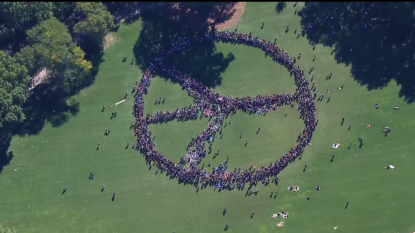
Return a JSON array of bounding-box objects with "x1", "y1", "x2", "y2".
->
[{"x1": 1, "y1": 2, "x2": 415, "y2": 233}]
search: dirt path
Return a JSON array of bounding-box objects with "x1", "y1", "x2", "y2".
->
[{"x1": 29, "y1": 68, "x2": 48, "y2": 91}]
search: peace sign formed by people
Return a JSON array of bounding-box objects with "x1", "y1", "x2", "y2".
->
[{"x1": 132, "y1": 29, "x2": 317, "y2": 192}]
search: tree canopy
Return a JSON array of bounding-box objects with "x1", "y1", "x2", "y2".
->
[
  {"x1": 0, "y1": 51, "x2": 30, "y2": 131},
  {"x1": 15, "y1": 17, "x2": 92, "y2": 95},
  {"x1": 0, "y1": 2, "x2": 55, "y2": 48}
]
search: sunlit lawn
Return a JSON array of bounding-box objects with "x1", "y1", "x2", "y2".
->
[{"x1": 1, "y1": 2, "x2": 415, "y2": 233}]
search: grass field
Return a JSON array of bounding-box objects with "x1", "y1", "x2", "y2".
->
[{"x1": 1, "y1": 2, "x2": 415, "y2": 233}]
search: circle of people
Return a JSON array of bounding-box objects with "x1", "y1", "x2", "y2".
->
[{"x1": 132, "y1": 29, "x2": 317, "y2": 191}]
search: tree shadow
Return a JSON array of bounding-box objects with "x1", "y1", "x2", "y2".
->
[
  {"x1": 298, "y1": 2, "x2": 415, "y2": 103},
  {"x1": 276, "y1": 2, "x2": 287, "y2": 14},
  {"x1": 105, "y1": 2, "x2": 165, "y2": 25},
  {"x1": 0, "y1": 135, "x2": 13, "y2": 175},
  {"x1": 13, "y1": 84, "x2": 80, "y2": 136},
  {"x1": 133, "y1": 2, "x2": 237, "y2": 88}
]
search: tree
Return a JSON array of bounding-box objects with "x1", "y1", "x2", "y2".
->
[
  {"x1": 0, "y1": 2, "x2": 54, "y2": 31},
  {"x1": 52, "y1": 2, "x2": 75, "y2": 21},
  {"x1": 73, "y1": 2, "x2": 114, "y2": 46},
  {"x1": 14, "y1": 17, "x2": 92, "y2": 95},
  {"x1": 0, "y1": 2, "x2": 54, "y2": 50},
  {"x1": 0, "y1": 51, "x2": 30, "y2": 131}
]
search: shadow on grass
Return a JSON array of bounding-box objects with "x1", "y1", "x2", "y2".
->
[
  {"x1": 133, "y1": 2, "x2": 237, "y2": 88},
  {"x1": 14, "y1": 85, "x2": 80, "y2": 136},
  {"x1": 275, "y1": 2, "x2": 287, "y2": 14},
  {"x1": 298, "y1": 2, "x2": 415, "y2": 103},
  {"x1": 105, "y1": 2, "x2": 163, "y2": 25},
  {"x1": 0, "y1": 135, "x2": 13, "y2": 175},
  {"x1": 0, "y1": 90, "x2": 78, "y2": 173}
]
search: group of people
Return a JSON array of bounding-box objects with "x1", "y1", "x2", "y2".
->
[{"x1": 132, "y1": 29, "x2": 317, "y2": 191}]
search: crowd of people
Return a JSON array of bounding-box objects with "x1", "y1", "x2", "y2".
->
[{"x1": 132, "y1": 29, "x2": 317, "y2": 191}]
